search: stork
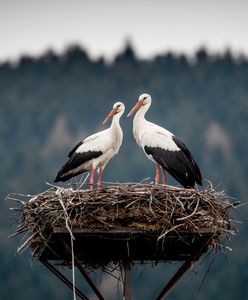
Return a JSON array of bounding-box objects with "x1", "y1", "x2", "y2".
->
[
  {"x1": 55, "y1": 102, "x2": 125, "y2": 188},
  {"x1": 127, "y1": 94, "x2": 202, "y2": 188}
]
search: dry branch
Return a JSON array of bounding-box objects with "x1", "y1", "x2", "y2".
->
[{"x1": 8, "y1": 182, "x2": 236, "y2": 259}]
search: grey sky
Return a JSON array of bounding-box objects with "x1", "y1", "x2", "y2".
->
[{"x1": 1, "y1": 0, "x2": 248, "y2": 62}]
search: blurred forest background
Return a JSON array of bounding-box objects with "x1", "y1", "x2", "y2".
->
[{"x1": 1, "y1": 43, "x2": 248, "y2": 299}]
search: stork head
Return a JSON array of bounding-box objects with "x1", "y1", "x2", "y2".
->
[
  {"x1": 102, "y1": 102, "x2": 125, "y2": 124},
  {"x1": 127, "y1": 93, "x2": 151, "y2": 117}
]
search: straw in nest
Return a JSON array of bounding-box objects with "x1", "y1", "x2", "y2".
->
[{"x1": 8, "y1": 182, "x2": 236, "y2": 256}]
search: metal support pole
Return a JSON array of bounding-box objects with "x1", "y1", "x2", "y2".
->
[
  {"x1": 40, "y1": 259, "x2": 89, "y2": 300},
  {"x1": 155, "y1": 237, "x2": 212, "y2": 300},
  {"x1": 62, "y1": 240, "x2": 105, "y2": 300},
  {"x1": 123, "y1": 262, "x2": 131, "y2": 300}
]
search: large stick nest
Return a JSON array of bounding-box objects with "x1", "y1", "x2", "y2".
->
[{"x1": 9, "y1": 182, "x2": 236, "y2": 257}]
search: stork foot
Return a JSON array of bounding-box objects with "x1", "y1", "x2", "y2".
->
[
  {"x1": 162, "y1": 169, "x2": 167, "y2": 185},
  {"x1": 97, "y1": 168, "x2": 103, "y2": 188},
  {"x1": 90, "y1": 167, "x2": 95, "y2": 191},
  {"x1": 155, "y1": 163, "x2": 160, "y2": 185}
]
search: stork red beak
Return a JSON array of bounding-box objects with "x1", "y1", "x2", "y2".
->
[
  {"x1": 127, "y1": 100, "x2": 142, "y2": 117},
  {"x1": 102, "y1": 108, "x2": 117, "y2": 125}
]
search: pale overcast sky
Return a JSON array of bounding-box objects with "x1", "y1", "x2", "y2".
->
[{"x1": 0, "y1": 0, "x2": 248, "y2": 62}]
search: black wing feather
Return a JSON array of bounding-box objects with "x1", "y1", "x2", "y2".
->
[
  {"x1": 68, "y1": 140, "x2": 84, "y2": 157},
  {"x1": 172, "y1": 136, "x2": 202, "y2": 185},
  {"x1": 54, "y1": 150, "x2": 102, "y2": 182},
  {"x1": 144, "y1": 136, "x2": 202, "y2": 188}
]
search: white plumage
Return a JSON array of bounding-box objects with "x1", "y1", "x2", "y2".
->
[
  {"x1": 55, "y1": 102, "x2": 125, "y2": 188},
  {"x1": 128, "y1": 94, "x2": 202, "y2": 188}
]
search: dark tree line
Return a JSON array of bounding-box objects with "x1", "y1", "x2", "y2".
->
[{"x1": 1, "y1": 43, "x2": 247, "y2": 299}]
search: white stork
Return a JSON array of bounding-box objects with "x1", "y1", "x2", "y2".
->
[
  {"x1": 127, "y1": 94, "x2": 202, "y2": 188},
  {"x1": 55, "y1": 102, "x2": 125, "y2": 187}
]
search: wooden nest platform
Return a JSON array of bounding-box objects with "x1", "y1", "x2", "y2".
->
[
  {"x1": 9, "y1": 182, "x2": 235, "y2": 266},
  {"x1": 9, "y1": 183, "x2": 237, "y2": 300}
]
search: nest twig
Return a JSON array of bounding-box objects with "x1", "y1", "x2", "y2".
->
[{"x1": 8, "y1": 182, "x2": 236, "y2": 258}]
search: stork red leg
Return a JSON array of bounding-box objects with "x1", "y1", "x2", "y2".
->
[
  {"x1": 90, "y1": 167, "x2": 95, "y2": 190},
  {"x1": 155, "y1": 163, "x2": 160, "y2": 185},
  {"x1": 162, "y1": 168, "x2": 167, "y2": 185},
  {"x1": 97, "y1": 168, "x2": 103, "y2": 187}
]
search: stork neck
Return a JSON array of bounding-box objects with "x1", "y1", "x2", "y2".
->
[
  {"x1": 134, "y1": 104, "x2": 149, "y2": 123},
  {"x1": 110, "y1": 113, "x2": 123, "y2": 151},
  {"x1": 111, "y1": 113, "x2": 121, "y2": 131}
]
